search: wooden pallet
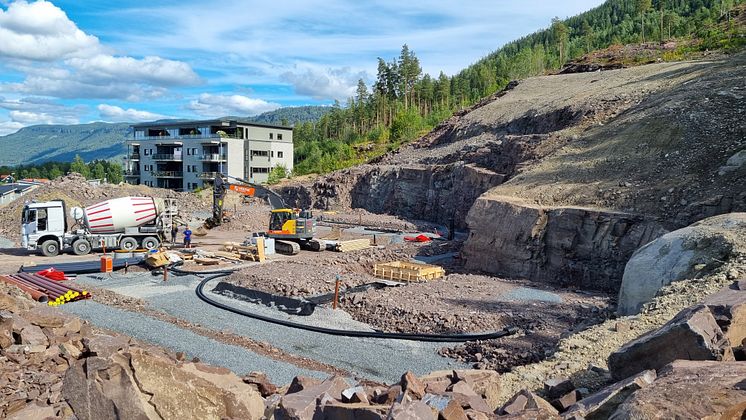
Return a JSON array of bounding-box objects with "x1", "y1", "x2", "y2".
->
[
  {"x1": 334, "y1": 238, "x2": 371, "y2": 252},
  {"x1": 373, "y1": 261, "x2": 445, "y2": 282}
]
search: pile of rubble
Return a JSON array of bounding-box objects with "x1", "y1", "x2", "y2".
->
[
  {"x1": 225, "y1": 261, "x2": 381, "y2": 297},
  {"x1": 0, "y1": 173, "x2": 211, "y2": 244}
]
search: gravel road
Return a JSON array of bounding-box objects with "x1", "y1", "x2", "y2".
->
[
  {"x1": 64, "y1": 272, "x2": 469, "y2": 384},
  {"x1": 60, "y1": 300, "x2": 326, "y2": 385}
]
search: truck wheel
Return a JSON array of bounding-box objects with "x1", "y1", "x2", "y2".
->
[
  {"x1": 72, "y1": 239, "x2": 92, "y2": 255},
  {"x1": 120, "y1": 237, "x2": 138, "y2": 251},
  {"x1": 40, "y1": 240, "x2": 60, "y2": 257},
  {"x1": 142, "y1": 236, "x2": 160, "y2": 250}
]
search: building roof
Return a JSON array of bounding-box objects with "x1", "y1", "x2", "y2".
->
[
  {"x1": 20, "y1": 178, "x2": 50, "y2": 184},
  {"x1": 0, "y1": 183, "x2": 34, "y2": 196},
  {"x1": 130, "y1": 118, "x2": 292, "y2": 131}
]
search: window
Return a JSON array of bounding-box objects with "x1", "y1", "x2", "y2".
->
[
  {"x1": 251, "y1": 167, "x2": 269, "y2": 174},
  {"x1": 277, "y1": 133, "x2": 283, "y2": 140},
  {"x1": 251, "y1": 150, "x2": 269, "y2": 157},
  {"x1": 278, "y1": 151, "x2": 284, "y2": 158},
  {"x1": 269, "y1": 133, "x2": 273, "y2": 140},
  {"x1": 192, "y1": 148, "x2": 197, "y2": 155},
  {"x1": 192, "y1": 165, "x2": 197, "y2": 172},
  {"x1": 271, "y1": 151, "x2": 274, "y2": 158}
]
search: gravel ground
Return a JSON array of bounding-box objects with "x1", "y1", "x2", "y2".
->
[
  {"x1": 59, "y1": 300, "x2": 327, "y2": 385},
  {"x1": 66, "y1": 271, "x2": 470, "y2": 383},
  {"x1": 0, "y1": 236, "x2": 13, "y2": 249}
]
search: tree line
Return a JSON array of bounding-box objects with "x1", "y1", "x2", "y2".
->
[
  {"x1": 0, "y1": 155, "x2": 123, "y2": 184},
  {"x1": 290, "y1": 0, "x2": 743, "y2": 175}
]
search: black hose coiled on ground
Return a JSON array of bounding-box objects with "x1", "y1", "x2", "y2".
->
[{"x1": 171, "y1": 265, "x2": 517, "y2": 343}]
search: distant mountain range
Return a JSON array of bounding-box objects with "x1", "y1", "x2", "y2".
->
[{"x1": 0, "y1": 105, "x2": 330, "y2": 166}]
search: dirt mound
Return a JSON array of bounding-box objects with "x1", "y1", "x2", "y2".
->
[{"x1": 0, "y1": 173, "x2": 212, "y2": 245}]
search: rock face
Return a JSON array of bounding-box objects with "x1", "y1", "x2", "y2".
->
[
  {"x1": 462, "y1": 197, "x2": 666, "y2": 291},
  {"x1": 282, "y1": 163, "x2": 505, "y2": 229},
  {"x1": 617, "y1": 213, "x2": 746, "y2": 315},
  {"x1": 611, "y1": 361, "x2": 746, "y2": 419},
  {"x1": 607, "y1": 305, "x2": 732, "y2": 381}
]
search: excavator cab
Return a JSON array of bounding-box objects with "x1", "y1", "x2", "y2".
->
[{"x1": 269, "y1": 210, "x2": 293, "y2": 232}]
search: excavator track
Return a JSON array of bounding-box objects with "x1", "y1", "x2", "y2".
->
[{"x1": 275, "y1": 240, "x2": 301, "y2": 255}]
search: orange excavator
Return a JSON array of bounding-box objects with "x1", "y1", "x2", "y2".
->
[{"x1": 202, "y1": 174, "x2": 324, "y2": 255}]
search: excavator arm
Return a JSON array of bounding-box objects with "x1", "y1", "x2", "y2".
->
[{"x1": 203, "y1": 174, "x2": 287, "y2": 229}]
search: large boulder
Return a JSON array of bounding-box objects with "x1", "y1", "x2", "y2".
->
[
  {"x1": 618, "y1": 213, "x2": 746, "y2": 315},
  {"x1": 608, "y1": 305, "x2": 732, "y2": 381},
  {"x1": 610, "y1": 361, "x2": 746, "y2": 419},
  {"x1": 703, "y1": 281, "x2": 746, "y2": 345},
  {"x1": 64, "y1": 347, "x2": 265, "y2": 420},
  {"x1": 130, "y1": 349, "x2": 264, "y2": 419},
  {"x1": 279, "y1": 376, "x2": 349, "y2": 420},
  {"x1": 562, "y1": 370, "x2": 656, "y2": 420}
]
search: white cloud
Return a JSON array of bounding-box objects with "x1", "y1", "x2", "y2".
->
[
  {"x1": 0, "y1": 95, "x2": 84, "y2": 135},
  {"x1": 0, "y1": 0, "x2": 101, "y2": 61},
  {"x1": 97, "y1": 104, "x2": 169, "y2": 122},
  {"x1": 187, "y1": 93, "x2": 279, "y2": 117},
  {"x1": 0, "y1": 120, "x2": 24, "y2": 136},
  {"x1": 67, "y1": 55, "x2": 200, "y2": 87},
  {"x1": 0, "y1": 0, "x2": 200, "y2": 101},
  {"x1": 281, "y1": 65, "x2": 368, "y2": 101}
]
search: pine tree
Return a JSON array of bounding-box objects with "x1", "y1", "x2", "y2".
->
[
  {"x1": 70, "y1": 155, "x2": 89, "y2": 178},
  {"x1": 637, "y1": 0, "x2": 653, "y2": 42},
  {"x1": 551, "y1": 17, "x2": 569, "y2": 65}
]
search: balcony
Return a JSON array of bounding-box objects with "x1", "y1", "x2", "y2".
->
[
  {"x1": 153, "y1": 171, "x2": 183, "y2": 178},
  {"x1": 129, "y1": 153, "x2": 140, "y2": 160},
  {"x1": 124, "y1": 170, "x2": 140, "y2": 177},
  {"x1": 200, "y1": 153, "x2": 227, "y2": 162},
  {"x1": 198, "y1": 172, "x2": 220, "y2": 180},
  {"x1": 135, "y1": 133, "x2": 241, "y2": 141},
  {"x1": 152, "y1": 154, "x2": 183, "y2": 161}
]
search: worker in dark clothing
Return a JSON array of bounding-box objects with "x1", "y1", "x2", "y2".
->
[
  {"x1": 171, "y1": 224, "x2": 178, "y2": 244},
  {"x1": 183, "y1": 226, "x2": 192, "y2": 248}
]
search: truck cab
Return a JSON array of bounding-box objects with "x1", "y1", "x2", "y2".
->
[{"x1": 22, "y1": 201, "x2": 67, "y2": 256}]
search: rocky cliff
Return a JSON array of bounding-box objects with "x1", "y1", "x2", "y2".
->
[{"x1": 281, "y1": 52, "x2": 746, "y2": 288}]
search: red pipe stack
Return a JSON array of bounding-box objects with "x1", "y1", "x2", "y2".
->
[{"x1": 0, "y1": 273, "x2": 91, "y2": 306}]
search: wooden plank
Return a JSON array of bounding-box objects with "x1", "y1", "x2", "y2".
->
[
  {"x1": 194, "y1": 257, "x2": 220, "y2": 265},
  {"x1": 212, "y1": 251, "x2": 242, "y2": 261},
  {"x1": 255, "y1": 236, "x2": 266, "y2": 263},
  {"x1": 335, "y1": 238, "x2": 371, "y2": 252}
]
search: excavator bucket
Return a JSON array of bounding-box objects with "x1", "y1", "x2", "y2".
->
[{"x1": 193, "y1": 226, "x2": 208, "y2": 237}]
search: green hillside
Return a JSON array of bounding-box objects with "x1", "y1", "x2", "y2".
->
[{"x1": 0, "y1": 122, "x2": 131, "y2": 166}]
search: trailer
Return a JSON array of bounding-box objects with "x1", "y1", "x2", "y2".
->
[{"x1": 21, "y1": 197, "x2": 178, "y2": 257}]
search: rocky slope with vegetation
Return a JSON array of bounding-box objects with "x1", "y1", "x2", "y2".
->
[{"x1": 281, "y1": 50, "x2": 746, "y2": 292}]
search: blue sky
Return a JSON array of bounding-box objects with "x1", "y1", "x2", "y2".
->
[{"x1": 0, "y1": 0, "x2": 605, "y2": 135}]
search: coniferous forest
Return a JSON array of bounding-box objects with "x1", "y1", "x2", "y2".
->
[{"x1": 291, "y1": 0, "x2": 744, "y2": 175}]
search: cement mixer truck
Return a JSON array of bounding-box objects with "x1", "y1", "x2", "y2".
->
[{"x1": 21, "y1": 197, "x2": 179, "y2": 256}]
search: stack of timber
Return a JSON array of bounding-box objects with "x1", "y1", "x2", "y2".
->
[
  {"x1": 221, "y1": 237, "x2": 266, "y2": 262},
  {"x1": 373, "y1": 261, "x2": 445, "y2": 282},
  {"x1": 333, "y1": 239, "x2": 371, "y2": 252}
]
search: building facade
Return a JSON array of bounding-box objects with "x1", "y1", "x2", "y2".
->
[{"x1": 125, "y1": 119, "x2": 293, "y2": 190}]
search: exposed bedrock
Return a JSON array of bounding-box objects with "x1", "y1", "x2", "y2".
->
[
  {"x1": 282, "y1": 163, "x2": 506, "y2": 229},
  {"x1": 462, "y1": 196, "x2": 668, "y2": 292}
]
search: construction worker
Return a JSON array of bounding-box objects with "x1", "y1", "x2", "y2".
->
[
  {"x1": 171, "y1": 224, "x2": 178, "y2": 244},
  {"x1": 183, "y1": 225, "x2": 192, "y2": 248}
]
